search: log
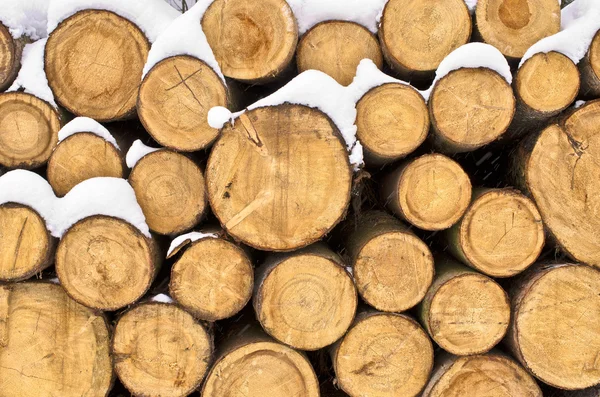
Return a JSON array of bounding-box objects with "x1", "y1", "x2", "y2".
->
[
  {"x1": 378, "y1": 0, "x2": 471, "y2": 80},
  {"x1": 138, "y1": 55, "x2": 228, "y2": 151},
  {"x1": 55, "y1": 215, "x2": 159, "y2": 311},
  {"x1": 580, "y1": 31, "x2": 600, "y2": 99},
  {"x1": 47, "y1": 133, "x2": 125, "y2": 197},
  {"x1": 430, "y1": 68, "x2": 516, "y2": 153},
  {"x1": 0, "y1": 22, "x2": 26, "y2": 91},
  {"x1": 505, "y1": 263, "x2": 600, "y2": 390},
  {"x1": 355, "y1": 82, "x2": 428, "y2": 165},
  {"x1": 169, "y1": 234, "x2": 254, "y2": 321},
  {"x1": 513, "y1": 100, "x2": 600, "y2": 268},
  {"x1": 0, "y1": 282, "x2": 113, "y2": 396},
  {"x1": 421, "y1": 351, "x2": 542, "y2": 396},
  {"x1": 0, "y1": 92, "x2": 60, "y2": 169},
  {"x1": 128, "y1": 149, "x2": 207, "y2": 235},
  {"x1": 297, "y1": 21, "x2": 383, "y2": 86},
  {"x1": 332, "y1": 311, "x2": 433, "y2": 397},
  {"x1": 417, "y1": 258, "x2": 510, "y2": 356},
  {"x1": 343, "y1": 211, "x2": 434, "y2": 312},
  {"x1": 201, "y1": 0, "x2": 298, "y2": 84},
  {"x1": 45, "y1": 10, "x2": 150, "y2": 121},
  {"x1": 445, "y1": 188, "x2": 545, "y2": 278},
  {"x1": 0, "y1": 203, "x2": 55, "y2": 281},
  {"x1": 253, "y1": 244, "x2": 357, "y2": 351},
  {"x1": 381, "y1": 154, "x2": 472, "y2": 231},
  {"x1": 206, "y1": 105, "x2": 352, "y2": 251},
  {"x1": 112, "y1": 301, "x2": 212, "y2": 397}
]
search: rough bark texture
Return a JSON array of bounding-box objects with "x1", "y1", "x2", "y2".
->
[
  {"x1": 0, "y1": 22, "x2": 27, "y2": 92},
  {"x1": 579, "y1": 31, "x2": 600, "y2": 99}
]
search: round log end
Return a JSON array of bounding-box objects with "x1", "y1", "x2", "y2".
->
[
  {"x1": 45, "y1": 10, "x2": 150, "y2": 121},
  {"x1": 0, "y1": 22, "x2": 17, "y2": 91}
]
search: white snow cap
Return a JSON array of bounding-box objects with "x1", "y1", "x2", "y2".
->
[
  {"x1": 142, "y1": 0, "x2": 224, "y2": 81},
  {"x1": 286, "y1": 0, "x2": 388, "y2": 35},
  {"x1": 126, "y1": 140, "x2": 161, "y2": 168},
  {"x1": 463, "y1": 0, "x2": 478, "y2": 13},
  {"x1": 167, "y1": 231, "x2": 218, "y2": 257},
  {"x1": 0, "y1": 171, "x2": 150, "y2": 238},
  {"x1": 47, "y1": 0, "x2": 180, "y2": 43},
  {"x1": 520, "y1": 0, "x2": 600, "y2": 67},
  {"x1": 58, "y1": 117, "x2": 119, "y2": 150},
  {"x1": 347, "y1": 59, "x2": 418, "y2": 102},
  {"x1": 0, "y1": 0, "x2": 50, "y2": 39},
  {"x1": 7, "y1": 39, "x2": 56, "y2": 107},
  {"x1": 151, "y1": 294, "x2": 174, "y2": 303}
]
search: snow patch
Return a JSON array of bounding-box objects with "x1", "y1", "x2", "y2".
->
[
  {"x1": 0, "y1": 0, "x2": 50, "y2": 39},
  {"x1": 167, "y1": 231, "x2": 218, "y2": 257},
  {"x1": 575, "y1": 100, "x2": 587, "y2": 108},
  {"x1": 126, "y1": 140, "x2": 161, "y2": 168},
  {"x1": 58, "y1": 117, "x2": 119, "y2": 150},
  {"x1": 151, "y1": 293, "x2": 174, "y2": 303},
  {"x1": 347, "y1": 58, "x2": 418, "y2": 101},
  {"x1": 463, "y1": 0, "x2": 478, "y2": 13},
  {"x1": 207, "y1": 106, "x2": 237, "y2": 128}
]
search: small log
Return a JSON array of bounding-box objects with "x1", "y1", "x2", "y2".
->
[
  {"x1": 45, "y1": 10, "x2": 150, "y2": 121},
  {"x1": 355, "y1": 83, "x2": 429, "y2": 165},
  {"x1": 129, "y1": 150, "x2": 207, "y2": 235},
  {"x1": 253, "y1": 244, "x2": 357, "y2": 351},
  {"x1": 445, "y1": 188, "x2": 545, "y2": 278},
  {"x1": 505, "y1": 263, "x2": 600, "y2": 390},
  {"x1": 417, "y1": 258, "x2": 510, "y2": 356},
  {"x1": 206, "y1": 105, "x2": 352, "y2": 251},
  {"x1": 0, "y1": 22, "x2": 26, "y2": 91},
  {"x1": 138, "y1": 55, "x2": 228, "y2": 151},
  {"x1": 475, "y1": 0, "x2": 560, "y2": 60},
  {"x1": 47, "y1": 132, "x2": 125, "y2": 197},
  {"x1": 379, "y1": 0, "x2": 471, "y2": 81},
  {"x1": 297, "y1": 21, "x2": 383, "y2": 86},
  {"x1": 344, "y1": 211, "x2": 434, "y2": 312},
  {"x1": 55, "y1": 216, "x2": 159, "y2": 311},
  {"x1": 381, "y1": 154, "x2": 472, "y2": 231},
  {"x1": 421, "y1": 351, "x2": 542, "y2": 396},
  {"x1": 202, "y1": 0, "x2": 298, "y2": 84},
  {"x1": 112, "y1": 302, "x2": 212, "y2": 397},
  {"x1": 0, "y1": 203, "x2": 55, "y2": 281},
  {"x1": 0, "y1": 92, "x2": 60, "y2": 169},
  {"x1": 0, "y1": 282, "x2": 113, "y2": 396},
  {"x1": 169, "y1": 235, "x2": 253, "y2": 321},
  {"x1": 332, "y1": 311, "x2": 433, "y2": 397},
  {"x1": 430, "y1": 68, "x2": 516, "y2": 153},
  {"x1": 579, "y1": 30, "x2": 600, "y2": 99}
]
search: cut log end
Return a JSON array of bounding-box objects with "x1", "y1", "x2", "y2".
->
[
  {"x1": 356, "y1": 83, "x2": 429, "y2": 164},
  {"x1": 170, "y1": 237, "x2": 253, "y2": 321},
  {"x1": 113, "y1": 302, "x2": 212, "y2": 397},
  {"x1": 580, "y1": 30, "x2": 600, "y2": 98},
  {"x1": 0, "y1": 92, "x2": 60, "y2": 169},
  {"x1": 476, "y1": 0, "x2": 561, "y2": 59},
  {"x1": 202, "y1": 0, "x2": 298, "y2": 83},
  {"x1": 0, "y1": 282, "x2": 112, "y2": 397},
  {"x1": 206, "y1": 105, "x2": 352, "y2": 251},
  {"x1": 138, "y1": 55, "x2": 227, "y2": 151},
  {"x1": 47, "y1": 132, "x2": 124, "y2": 197},
  {"x1": 379, "y1": 0, "x2": 471, "y2": 77},
  {"x1": 0, "y1": 22, "x2": 18, "y2": 91},
  {"x1": 334, "y1": 313, "x2": 433, "y2": 397},
  {"x1": 45, "y1": 10, "x2": 150, "y2": 121},
  {"x1": 297, "y1": 21, "x2": 383, "y2": 86},
  {"x1": 56, "y1": 216, "x2": 157, "y2": 311},
  {"x1": 129, "y1": 150, "x2": 206, "y2": 235}
]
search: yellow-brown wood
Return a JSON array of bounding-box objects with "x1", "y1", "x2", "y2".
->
[
  {"x1": 297, "y1": 21, "x2": 383, "y2": 86},
  {"x1": 0, "y1": 92, "x2": 60, "y2": 169},
  {"x1": 138, "y1": 55, "x2": 228, "y2": 151},
  {"x1": 47, "y1": 132, "x2": 124, "y2": 197},
  {"x1": 0, "y1": 282, "x2": 113, "y2": 397},
  {"x1": 45, "y1": 10, "x2": 150, "y2": 121},
  {"x1": 170, "y1": 236, "x2": 253, "y2": 321},
  {"x1": 202, "y1": 0, "x2": 298, "y2": 83},
  {"x1": 580, "y1": 31, "x2": 600, "y2": 98},
  {"x1": 113, "y1": 302, "x2": 212, "y2": 397},
  {"x1": 206, "y1": 105, "x2": 352, "y2": 251},
  {"x1": 55, "y1": 216, "x2": 158, "y2": 311},
  {"x1": 476, "y1": 0, "x2": 561, "y2": 59},
  {"x1": 0, "y1": 22, "x2": 23, "y2": 92},
  {"x1": 129, "y1": 150, "x2": 206, "y2": 235}
]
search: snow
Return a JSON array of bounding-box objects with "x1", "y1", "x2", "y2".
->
[
  {"x1": 347, "y1": 59, "x2": 419, "y2": 101},
  {"x1": 575, "y1": 100, "x2": 587, "y2": 108},
  {"x1": 520, "y1": 0, "x2": 600, "y2": 67},
  {"x1": 167, "y1": 231, "x2": 218, "y2": 257},
  {"x1": 142, "y1": 0, "x2": 224, "y2": 82},
  {"x1": 463, "y1": 0, "x2": 478, "y2": 12},
  {"x1": 208, "y1": 106, "x2": 236, "y2": 129},
  {"x1": 58, "y1": 117, "x2": 119, "y2": 150},
  {"x1": 7, "y1": 39, "x2": 56, "y2": 107},
  {"x1": 47, "y1": 0, "x2": 180, "y2": 43},
  {"x1": 151, "y1": 293, "x2": 174, "y2": 303},
  {"x1": 126, "y1": 140, "x2": 161, "y2": 168},
  {"x1": 0, "y1": 0, "x2": 49, "y2": 39},
  {"x1": 0, "y1": 170, "x2": 57, "y2": 224}
]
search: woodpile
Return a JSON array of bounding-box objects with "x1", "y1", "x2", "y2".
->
[{"x1": 1, "y1": 0, "x2": 600, "y2": 396}]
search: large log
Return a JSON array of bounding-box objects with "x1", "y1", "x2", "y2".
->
[
  {"x1": 580, "y1": 31, "x2": 600, "y2": 99},
  {"x1": 0, "y1": 22, "x2": 25, "y2": 91},
  {"x1": 505, "y1": 263, "x2": 600, "y2": 390},
  {"x1": 206, "y1": 105, "x2": 352, "y2": 251},
  {"x1": 0, "y1": 282, "x2": 113, "y2": 397},
  {"x1": 45, "y1": 10, "x2": 150, "y2": 121}
]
